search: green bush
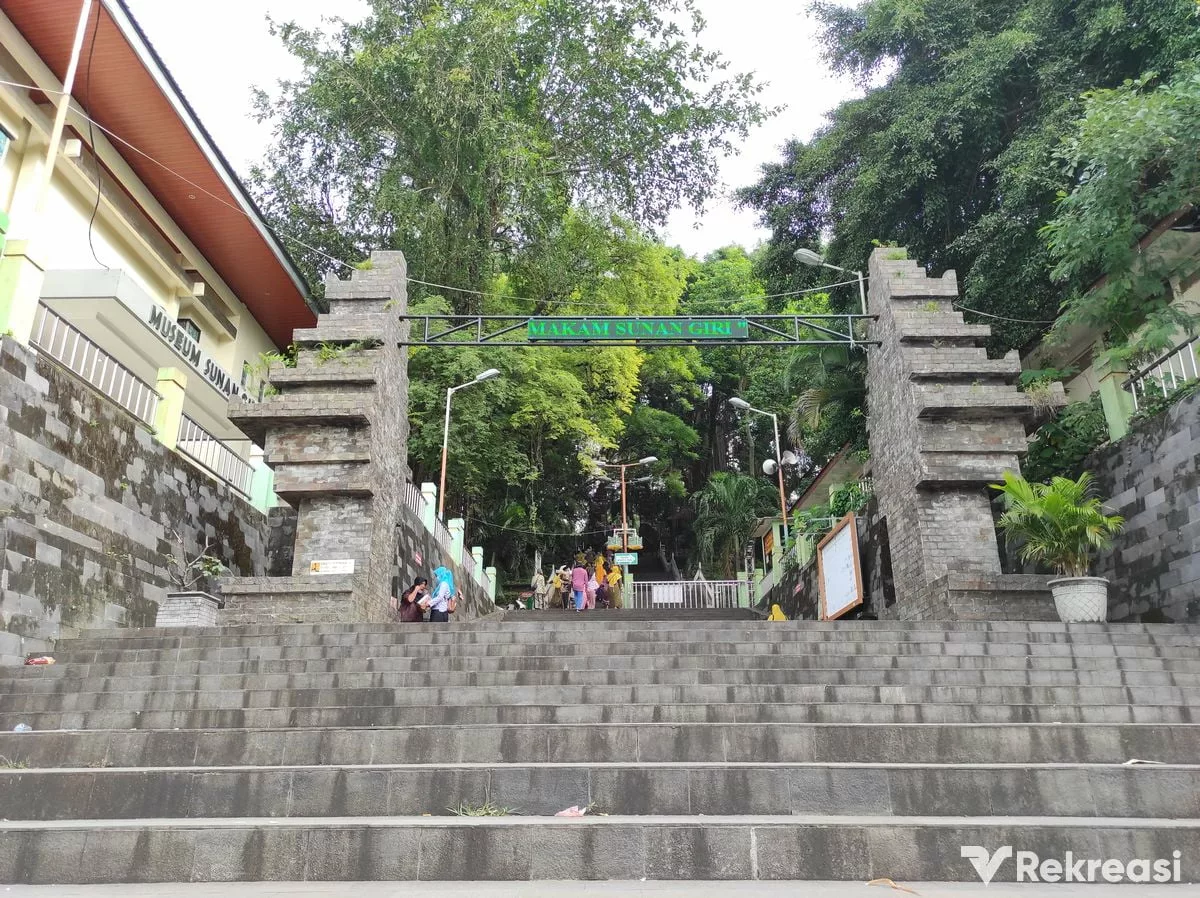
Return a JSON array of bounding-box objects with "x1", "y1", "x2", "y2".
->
[{"x1": 1022, "y1": 395, "x2": 1108, "y2": 483}]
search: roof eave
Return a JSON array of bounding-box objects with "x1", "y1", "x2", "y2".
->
[{"x1": 104, "y1": 0, "x2": 318, "y2": 316}]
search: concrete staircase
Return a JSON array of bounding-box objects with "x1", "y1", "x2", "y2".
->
[{"x1": 0, "y1": 615, "x2": 1198, "y2": 884}]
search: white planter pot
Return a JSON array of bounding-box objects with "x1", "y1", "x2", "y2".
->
[
  {"x1": 1047, "y1": 577, "x2": 1108, "y2": 623},
  {"x1": 157, "y1": 591, "x2": 224, "y2": 628}
]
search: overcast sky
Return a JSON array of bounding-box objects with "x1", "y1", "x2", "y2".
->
[{"x1": 124, "y1": 0, "x2": 858, "y2": 259}]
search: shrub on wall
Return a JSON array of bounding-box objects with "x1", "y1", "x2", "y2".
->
[{"x1": 1022, "y1": 395, "x2": 1109, "y2": 484}]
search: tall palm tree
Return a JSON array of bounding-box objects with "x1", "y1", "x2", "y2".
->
[
  {"x1": 691, "y1": 473, "x2": 776, "y2": 579},
  {"x1": 785, "y1": 343, "x2": 868, "y2": 462}
]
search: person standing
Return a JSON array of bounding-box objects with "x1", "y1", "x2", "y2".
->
[
  {"x1": 395, "y1": 577, "x2": 429, "y2": 623},
  {"x1": 608, "y1": 563, "x2": 623, "y2": 609},
  {"x1": 427, "y1": 567, "x2": 457, "y2": 623},
  {"x1": 570, "y1": 560, "x2": 589, "y2": 612},
  {"x1": 532, "y1": 568, "x2": 548, "y2": 610}
]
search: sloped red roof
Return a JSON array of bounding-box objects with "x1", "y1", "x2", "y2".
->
[{"x1": 0, "y1": 0, "x2": 316, "y2": 347}]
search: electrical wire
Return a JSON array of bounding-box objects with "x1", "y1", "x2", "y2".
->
[
  {"x1": 471, "y1": 518, "x2": 612, "y2": 538},
  {"x1": 82, "y1": 3, "x2": 108, "y2": 270},
  {"x1": 952, "y1": 303, "x2": 1056, "y2": 325}
]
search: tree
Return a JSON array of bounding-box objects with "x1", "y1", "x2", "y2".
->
[
  {"x1": 739, "y1": 0, "x2": 1200, "y2": 352},
  {"x1": 252, "y1": 0, "x2": 771, "y2": 300},
  {"x1": 1042, "y1": 63, "x2": 1200, "y2": 358},
  {"x1": 691, "y1": 473, "x2": 776, "y2": 579}
]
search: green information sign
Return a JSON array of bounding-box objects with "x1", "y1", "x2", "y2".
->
[
  {"x1": 614, "y1": 552, "x2": 638, "y2": 566},
  {"x1": 528, "y1": 317, "x2": 749, "y2": 341}
]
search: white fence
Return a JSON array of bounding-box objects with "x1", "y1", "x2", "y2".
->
[
  {"x1": 629, "y1": 580, "x2": 742, "y2": 610},
  {"x1": 403, "y1": 481, "x2": 426, "y2": 519},
  {"x1": 30, "y1": 304, "x2": 160, "y2": 425},
  {"x1": 1126, "y1": 336, "x2": 1199, "y2": 411},
  {"x1": 176, "y1": 414, "x2": 253, "y2": 496}
]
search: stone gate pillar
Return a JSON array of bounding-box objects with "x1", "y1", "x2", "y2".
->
[
  {"x1": 865, "y1": 248, "x2": 1063, "y2": 620},
  {"x1": 220, "y1": 252, "x2": 410, "y2": 623}
]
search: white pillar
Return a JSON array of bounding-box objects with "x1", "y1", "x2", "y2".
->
[
  {"x1": 420, "y1": 482, "x2": 437, "y2": 532},
  {"x1": 448, "y1": 518, "x2": 465, "y2": 564}
]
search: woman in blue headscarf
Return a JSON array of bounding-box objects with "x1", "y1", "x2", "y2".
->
[{"x1": 428, "y1": 566, "x2": 456, "y2": 623}]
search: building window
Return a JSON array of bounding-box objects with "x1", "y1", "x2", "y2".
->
[
  {"x1": 177, "y1": 317, "x2": 201, "y2": 342},
  {"x1": 0, "y1": 129, "x2": 10, "y2": 164}
]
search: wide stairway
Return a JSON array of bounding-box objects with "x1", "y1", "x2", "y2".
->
[{"x1": 0, "y1": 613, "x2": 1197, "y2": 884}]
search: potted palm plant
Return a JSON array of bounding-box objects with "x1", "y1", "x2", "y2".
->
[{"x1": 992, "y1": 471, "x2": 1124, "y2": 622}]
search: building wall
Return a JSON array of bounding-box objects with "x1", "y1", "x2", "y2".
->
[
  {"x1": 0, "y1": 42, "x2": 282, "y2": 437},
  {"x1": 0, "y1": 337, "x2": 272, "y2": 663},
  {"x1": 1088, "y1": 387, "x2": 1200, "y2": 622}
]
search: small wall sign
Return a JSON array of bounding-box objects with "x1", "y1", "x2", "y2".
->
[{"x1": 309, "y1": 559, "x2": 355, "y2": 575}]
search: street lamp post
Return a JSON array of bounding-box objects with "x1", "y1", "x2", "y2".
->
[
  {"x1": 597, "y1": 456, "x2": 658, "y2": 551},
  {"x1": 728, "y1": 398, "x2": 790, "y2": 543},
  {"x1": 794, "y1": 247, "x2": 867, "y2": 316},
  {"x1": 597, "y1": 456, "x2": 657, "y2": 607},
  {"x1": 438, "y1": 368, "x2": 501, "y2": 519}
]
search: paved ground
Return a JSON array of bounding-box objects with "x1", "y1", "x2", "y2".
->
[{"x1": 6, "y1": 883, "x2": 1200, "y2": 897}]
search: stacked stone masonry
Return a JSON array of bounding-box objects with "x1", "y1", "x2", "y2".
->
[
  {"x1": 226, "y1": 252, "x2": 488, "y2": 625},
  {"x1": 1088, "y1": 386, "x2": 1200, "y2": 623},
  {"x1": 863, "y1": 248, "x2": 1060, "y2": 620},
  {"x1": 0, "y1": 337, "x2": 270, "y2": 663}
]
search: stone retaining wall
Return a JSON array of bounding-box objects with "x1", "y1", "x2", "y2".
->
[
  {"x1": 0, "y1": 337, "x2": 271, "y2": 662},
  {"x1": 1088, "y1": 388, "x2": 1200, "y2": 622}
]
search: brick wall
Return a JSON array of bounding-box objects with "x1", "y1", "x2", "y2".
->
[
  {"x1": 1087, "y1": 389, "x2": 1200, "y2": 622},
  {"x1": 0, "y1": 337, "x2": 270, "y2": 662}
]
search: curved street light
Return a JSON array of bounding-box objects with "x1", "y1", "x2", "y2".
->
[
  {"x1": 439, "y1": 368, "x2": 502, "y2": 519},
  {"x1": 794, "y1": 248, "x2": 867, "y2": 316},
  {"x1": 728, "y1": 398, "x2": 790, "y2": 543}
]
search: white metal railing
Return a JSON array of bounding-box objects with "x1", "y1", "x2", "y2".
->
[
  {"x1": 479, "y1": 566, "x2": 492, "y2": 595},
  {"x1": 30, "y1": 304, "x2": 160, "y2": 424},
  {"x1": 630, "y1": 580, "x2": 742, "y2": 610},
  {"x1": 432, "y1": 514, "x2": 455, "y2": 555},
  {"x1": 176, "y1": 414, "x2": 253, "y2": 496},
  {"x1": 461, "y1": 549, "x2": 477, "y2": 580},
  {"x1": 1126, "y1": 336, "x2": 1200, "y2": 411},
  {"x1": 758, "y1": 565, "x2": 777, "y2": 598},
  {"x1": 403, "y1": 481, "x2": 427, "y2": 518}
]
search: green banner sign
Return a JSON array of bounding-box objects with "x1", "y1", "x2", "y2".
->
[{"x1": 528, "y1": 317, "x2": 749, "y2": 341}]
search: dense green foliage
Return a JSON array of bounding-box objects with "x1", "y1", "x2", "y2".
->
[
  {"x1": 740, "y1": 0, "x2": 1200, "y2": 352},
  {"x1": 252, "y1": 0, "x2": 769, "y2": 297},
  {"x1": 250, "y1": 0, "x2": 1199, "y2": 587},
  {"x1": 1043, "y1": 63, "x2": 1200, "y2": 358},
  {"x1": 252, "y1": 0, "x2": 791, "y2": 582},
  {"x1": 1021, "y1": 396, "x2": 1110, "y2": 484}
]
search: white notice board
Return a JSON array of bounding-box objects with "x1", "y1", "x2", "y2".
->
[{"x1": 817, "y1": 514, "x2": 863, "y2": 620}]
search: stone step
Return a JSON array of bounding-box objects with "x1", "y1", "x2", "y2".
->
[
  {"x1": 60, "y1": 623, "x2": 1200, "y2": 650},
  {"x1": 1, "y1": 762, "x2": 1196, "y2": 821},
  {"x1": 1, "y1": 815, "x2": 1196, "y2": 883},
  {"x1": 0, "y1": 697, "x2": 1195, "y2": 733},
  {"x1": 2, "y1": 722, "x2": 1190, "y2": 768},
  {"x1": 13, "y1": 650, "x2": 1200, "y2": 681},
  {"x1": 9, "y1": 664, "x2": 1199, "y2": 696},
  {"x1": 3, "y1": 682, "x2": 1197, "y2": 715},
  {"x1": 49, "y1": 639, "x2": 1200, "y2": 667},
  {"x1": 73, "y1": 618, "x2": 1200, "y2": 639}
]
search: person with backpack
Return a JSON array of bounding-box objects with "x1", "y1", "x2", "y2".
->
[{"x1": 426, "y1": 567, "x2": 458, "y2": 622}]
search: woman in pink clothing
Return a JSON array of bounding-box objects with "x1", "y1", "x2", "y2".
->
[{"x1": 570, "y1": 561, "x2": 589, "y2": 612}]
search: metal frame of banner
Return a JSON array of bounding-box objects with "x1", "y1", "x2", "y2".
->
[{"x1": 394, "y1": 314, "x2": 878, "y2": 348}]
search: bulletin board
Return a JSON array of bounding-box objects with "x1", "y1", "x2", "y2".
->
[{"x1": 817, "y1": 513, "x2": 864, "y2": 620}]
